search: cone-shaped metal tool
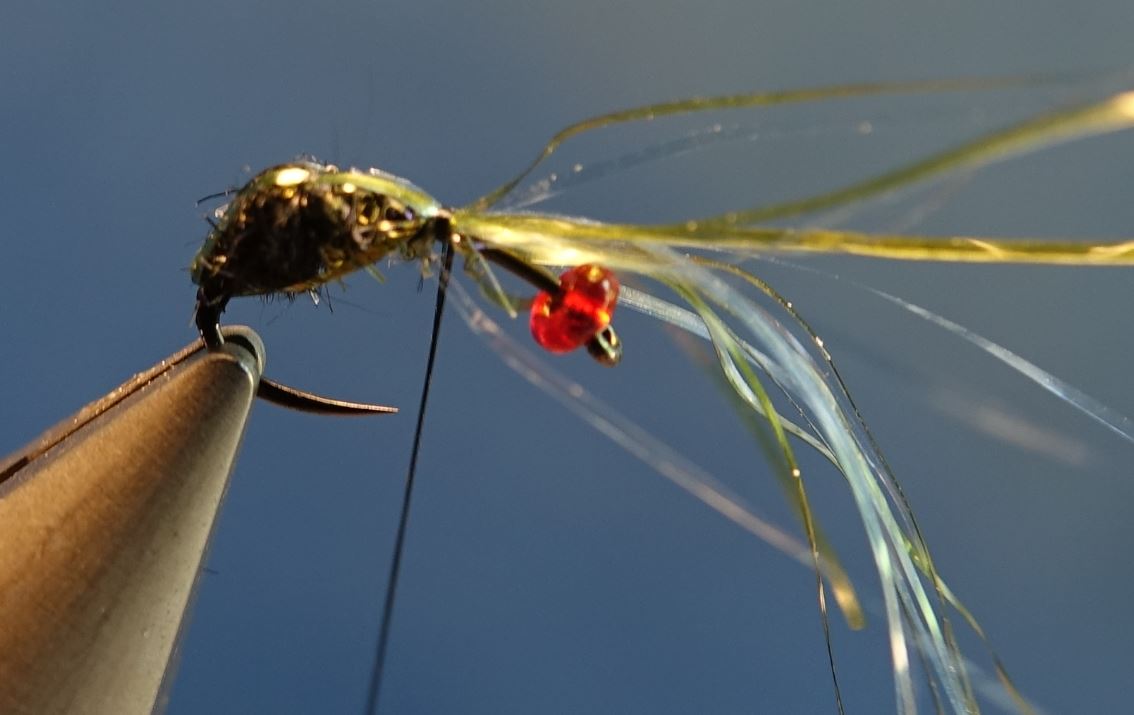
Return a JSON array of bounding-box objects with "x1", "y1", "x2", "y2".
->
[{"x1": 0, "y1": 328, "x2": 266, "y2": 715}]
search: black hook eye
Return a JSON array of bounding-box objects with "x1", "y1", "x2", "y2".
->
[{"x1": 585, "y1": 325, "x2": 622, "y2": 367}]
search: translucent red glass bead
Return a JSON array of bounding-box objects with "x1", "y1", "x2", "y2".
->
[{"x1": 529, "y1": 264, "x2": 620, "y2": 353}]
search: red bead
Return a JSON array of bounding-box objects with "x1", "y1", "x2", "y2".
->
[{"x1": 530, "y1": 265, "x2": 619, "y2": 353}]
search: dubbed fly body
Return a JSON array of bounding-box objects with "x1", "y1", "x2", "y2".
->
[
  {"x1": 191, "y1": 162, "x2": 448, "y2": 348},
  {"x1": 191, "y1": 163, "x2": 439, "y2": 298}
]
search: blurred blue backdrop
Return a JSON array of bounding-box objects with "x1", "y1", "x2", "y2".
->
[{"x1": 4, "y1": 1, "x2": 1134, "y2": 713}]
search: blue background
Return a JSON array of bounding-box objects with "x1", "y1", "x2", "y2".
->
[{"x1": 4, "y1": 1, "x2": 1134, "y2": 713}]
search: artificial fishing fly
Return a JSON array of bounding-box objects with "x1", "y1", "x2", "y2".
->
[
  {"x1": 191, "y1": 162, "x2": 624, "y2": 368},
  {"x1": 189, "y1": 76, "x2": 1134, "y2": 715}
]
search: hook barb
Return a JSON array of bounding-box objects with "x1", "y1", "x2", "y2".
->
[{"x1": 255, "y1": 377, "x2": 398, "y2": 416}]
